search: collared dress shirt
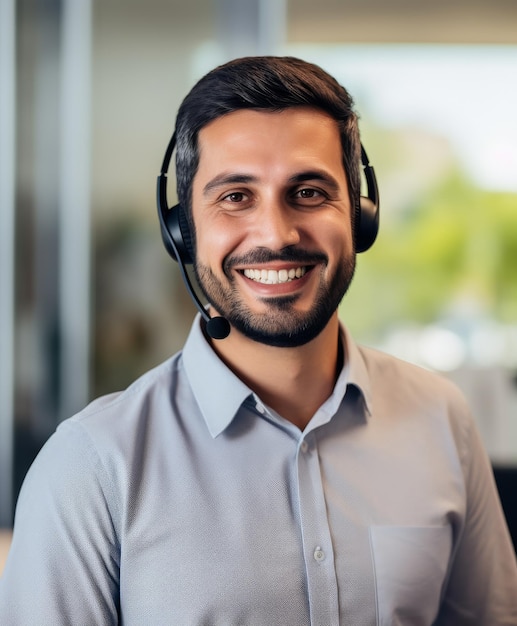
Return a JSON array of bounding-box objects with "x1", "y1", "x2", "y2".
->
[{"x1": 1, "y1": 316, "x2": 516, "y2": 625}]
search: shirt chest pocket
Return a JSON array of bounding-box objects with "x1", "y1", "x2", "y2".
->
[{"x1": 369, "y1": 525, "x2": 452, "y2": 626}]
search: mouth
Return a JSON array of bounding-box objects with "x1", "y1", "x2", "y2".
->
[{"x1": 241, "y1": 266, "x2": 308, "y2": 285}]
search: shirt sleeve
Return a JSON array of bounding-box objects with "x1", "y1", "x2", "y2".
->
[
  {"x1": 0, "y1": 420, "x2": 121, "y2": 625},
  {"x1": 436, "y1": 411, "x2": 517, "y2": 625}
]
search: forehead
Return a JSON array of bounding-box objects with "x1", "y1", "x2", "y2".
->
[{"x1": 195, "y1": 107, "x2": 344, "y2": 179}]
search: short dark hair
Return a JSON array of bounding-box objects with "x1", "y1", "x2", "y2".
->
[{"x1": 175, "y1": 56, "x2": 361, "y2": 238}]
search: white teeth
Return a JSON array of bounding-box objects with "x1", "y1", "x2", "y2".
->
[{"x1": 243, "y1": 267, "x2": 307, "y2": 284}]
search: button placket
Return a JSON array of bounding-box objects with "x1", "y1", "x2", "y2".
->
[{"x1": 295, "y1": 432, "x2": 339, "y2": 624}]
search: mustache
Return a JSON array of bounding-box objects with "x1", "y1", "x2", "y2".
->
[{"x1": 224, "y1": 246, "x2": 328, "y2": 275}]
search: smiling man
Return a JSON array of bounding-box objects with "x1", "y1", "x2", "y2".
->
[
  {"x1": 190, "y1": 106, "x2": 356, "y2": 428},
  {"x1": 1, "y1": 56, "x2": 516, "y2": 625}
]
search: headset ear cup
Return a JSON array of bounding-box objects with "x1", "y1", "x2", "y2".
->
[
  {"x1": 356, "y1": 144, "x2": 380, "y2": 254},
  {"x1": 355, "y1": 195, "x2": 379, "y2": 253},
  {"x1": 163, "y1": 204, "x2": 194, "y2": 265},
  {"x1": 177, "y1": 204, "x2": 195, "y2": 263}
]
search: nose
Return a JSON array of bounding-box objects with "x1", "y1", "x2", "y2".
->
[{"x1": 252, "y1": 201, "x2": 301, "y2": 251}]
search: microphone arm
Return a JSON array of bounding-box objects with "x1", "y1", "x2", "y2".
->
[{"x1": 156, "y1": 175, "x2": 230, "y2": 340}]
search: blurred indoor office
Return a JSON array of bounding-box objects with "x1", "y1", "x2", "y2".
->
[{"x1": 1, "y1": 0, "x2": 516, "y2": 570}]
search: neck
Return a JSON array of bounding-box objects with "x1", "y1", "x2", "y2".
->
[{"x1": 208, "y1": 313, "x2": 342, "y2": 430}]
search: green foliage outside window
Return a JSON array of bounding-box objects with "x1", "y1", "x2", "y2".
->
[{"x1": 342, "y1": 171, "x2": 517, "y2": 342}]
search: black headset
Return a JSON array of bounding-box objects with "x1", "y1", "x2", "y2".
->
[{"x1": 156, "y1": 130, "x2": 380, "y2": 339}]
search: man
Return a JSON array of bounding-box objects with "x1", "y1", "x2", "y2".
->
[{"x1": 1, "y1": 56, "x2": 516, "y2": 625}]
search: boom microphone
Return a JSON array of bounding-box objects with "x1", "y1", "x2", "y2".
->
[{"x1": 206, "y1": 315, "x2": 232, "y2": 340}]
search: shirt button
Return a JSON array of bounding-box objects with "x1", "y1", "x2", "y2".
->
[
  {"x1": 256, "y1": 403, "x2": 266, "y2": 414},
  {"x1": 314, "y1": 547, "x2": 325, "y2": 562},
  {"x1": 300, "y1": 440, "x2": 309, "y2": 453}
]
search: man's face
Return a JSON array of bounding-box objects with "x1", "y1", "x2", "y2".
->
[{"x1": 191, "y1": 107, "x2": 355, "y2": 347}]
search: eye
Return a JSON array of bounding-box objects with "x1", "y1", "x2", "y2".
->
[
  {"x1": 217, "y1": 190, "x2": 254, "y2": 212},
  {"x1": 292, "y1": 187, "x2": 327, "y2": 205},
  {"x1": 297, "y1": 188, "x2": 319, "y2": 199},
  {"x1": 222, "y1": 191, "x2": 248, "y2": 203}
]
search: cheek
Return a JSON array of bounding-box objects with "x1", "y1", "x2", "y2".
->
[
  {"x1": 320, "y1": 217, "x2": 353, "y2": 260},
  {"x1": 194, "y1": 218, "x2": 241, "y2": 269}
]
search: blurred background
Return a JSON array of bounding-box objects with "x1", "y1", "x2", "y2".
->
[{"x1": 1, "y1": 0, "x2": 516, "y2": 553}]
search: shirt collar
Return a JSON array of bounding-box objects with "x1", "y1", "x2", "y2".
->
[
  {"x1": 182, "y1": 315, "x2": 253, "y2": 438},
  {"x1": 182, "y1": 314, "x2": 372, "y2": 438},
  {"x1": 340, "y1": 324, "x2": 373, "y2": 418}
]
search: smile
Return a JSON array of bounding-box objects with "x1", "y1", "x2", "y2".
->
[{"x1": 242, "y1": 267, "x2": 307, "y2": 285}]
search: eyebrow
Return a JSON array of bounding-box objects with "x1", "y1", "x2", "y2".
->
[
  {"x1": 203, "y1": 174, "x2": 257, "y2": 197},
  {"x1": 203, "y1": 169, "x2": 341, "y2": 197},
  {"x1": 287, "y1": 170, "x2": 341, "y2": 194}
]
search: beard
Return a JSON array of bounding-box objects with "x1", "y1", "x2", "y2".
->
[{"x1": 193, "y1": 246, "x2": 356, "y2": 348}]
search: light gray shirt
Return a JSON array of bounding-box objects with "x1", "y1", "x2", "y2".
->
[{"x1": 1, "y1": 316, "x2": 516, "y2": 625}]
